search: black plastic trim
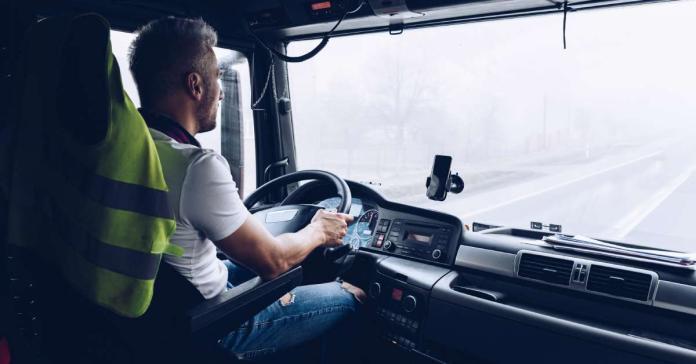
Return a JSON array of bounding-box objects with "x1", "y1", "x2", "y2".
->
[
  {"x1": 185, "y1": 266, "x2": 303, "y2": 341},
  {"x1": 431, "y1": 271, "x2": 696, "y2": 363}
]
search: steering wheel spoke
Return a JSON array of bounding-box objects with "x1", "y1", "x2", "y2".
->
[{"x1": 251, "y1": 204, "x2": 323, "y2": 237}]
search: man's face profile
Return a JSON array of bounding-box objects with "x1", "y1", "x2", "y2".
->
[{"x1": 196, "y1": 52, "x2": 222, "y2": 134}]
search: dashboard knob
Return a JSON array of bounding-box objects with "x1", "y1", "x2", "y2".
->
[
  {"x1": 403, "y1": 295, "x2": 417, "y2": 313},
  {"x1": 384, "y1": 240, "x2": 395, "y2": 251},
  {"x1": 432, "y1": 249, "x2": 442, "y2": 260},
  {"x1": 369, "y1": 282, "x2": 381, "y2": 299}
]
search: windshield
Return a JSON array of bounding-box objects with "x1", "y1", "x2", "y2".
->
[{"x1": 288, "y1": 0, "x2": 696, "y2": 253}]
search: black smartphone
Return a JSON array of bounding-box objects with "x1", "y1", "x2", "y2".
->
[{"x1": 427, "y1": 155, "x2": 452, "y2": 201}]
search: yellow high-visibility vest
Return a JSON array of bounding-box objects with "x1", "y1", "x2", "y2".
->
[{"x1": 2, "y1": 14, "x2": 179, "y2": 318}]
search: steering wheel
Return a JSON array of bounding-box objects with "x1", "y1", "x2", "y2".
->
[{"x1": 243, "y1": 170, "x2": 353, "y2": 265}]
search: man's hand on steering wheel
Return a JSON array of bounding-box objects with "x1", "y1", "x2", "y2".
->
[
  {"x1": 308, "y1": 210, "x2": 354, "y2": 247},
  {"x1": 239, "y1": 170, "x2": 355, "y2": 283}
]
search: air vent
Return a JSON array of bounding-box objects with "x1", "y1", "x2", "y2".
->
[
  {"x1": 518, "y1": 253, "x2": 574, "y2": 286},
  {"x1": 587, "y1": 265, "x2": 653, "y2": 301}
]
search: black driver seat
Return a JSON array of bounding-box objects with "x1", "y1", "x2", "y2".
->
[{"x1": 4, "y1": 13, "x2": 302, "y2": 364}]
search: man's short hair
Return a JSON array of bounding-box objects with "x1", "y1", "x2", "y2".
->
[{"x1": 128, "y1": 17, "x2": 218, "y2": 106}]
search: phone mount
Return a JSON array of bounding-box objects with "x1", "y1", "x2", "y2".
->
[
  {"x1": 426, "y1": 173, "x2": 465, "y2": 200},
  {"x1": 426, "y1": 154, "x2": 465, "y2": 201},
  {"x1": 447, "y1": 173, "x2": 465, "y2": 194}
]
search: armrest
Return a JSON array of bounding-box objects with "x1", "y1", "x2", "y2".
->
[{"x1": 184, "y1": 266, "x2": 303, "y2": 342}]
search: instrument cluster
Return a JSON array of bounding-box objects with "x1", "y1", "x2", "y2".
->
[{"x1": 316, "y1": 197, "x2": 379, "y2": 249}]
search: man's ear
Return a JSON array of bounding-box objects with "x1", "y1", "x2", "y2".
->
[{"x1": 185, "y1": 72, "x2": 204, "y2": 101}]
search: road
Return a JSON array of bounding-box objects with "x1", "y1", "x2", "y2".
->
[{"x1": 384, "y1": 136, "x2": 696, "y2": 253}]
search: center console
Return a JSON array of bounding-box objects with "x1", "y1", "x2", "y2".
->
[
  {"x1": 364, "y1": 208, "x2": 461, "y2": 267},
  {"x1": 334, "y1": 193, "x2": 463, "y2": 362},
  {"x1": 364, "y1": 255, "x2": 451, "y2": 358}
]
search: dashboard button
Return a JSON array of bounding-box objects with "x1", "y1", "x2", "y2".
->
[
  {"x1": 384, "y1": 240, "x2": 395, "y2": 251},
  {"x1": 373, "y1": 233, "x2": 385, "y2": 248},
  {"x1": 402, "y1": 295, "x2": 417, "y2": 313},
  {"x1": 432, "y1": 249, "x2": 442, "y2": 260}
]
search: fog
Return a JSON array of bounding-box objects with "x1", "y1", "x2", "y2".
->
[{"x1": 289, "y1": 0, "x2": 696, "y2": 181}]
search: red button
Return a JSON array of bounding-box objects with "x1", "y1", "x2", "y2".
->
[{"x1": 311, "y1": 1, "x2": 332, "y2": 11}]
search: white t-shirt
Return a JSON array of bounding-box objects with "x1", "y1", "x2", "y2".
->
[{"x1": 150, "y1": 129, "x2": 250, "y2": 299}]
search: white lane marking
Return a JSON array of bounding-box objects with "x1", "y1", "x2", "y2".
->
[
  {"x1": 460, "y1": 151, "x2": 663, "y2": 219},
  {"x1": 612, "y1": 165, "x2": 696, "y2": 238}
]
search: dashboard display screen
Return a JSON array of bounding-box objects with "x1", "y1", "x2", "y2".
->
[
  {"x1": 405, "y1": 231, "x2": 433, "y2": 244},
  {"x1": 349, "y1": 203, "x2": 363, "y2": 217}
]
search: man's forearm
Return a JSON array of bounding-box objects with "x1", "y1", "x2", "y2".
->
[
  {"x1": 215, "y1": 211, "x2": 347, "y2": 281},
  {"x1": 267, "y1": 224, "x2": 325, "y2": 278}
]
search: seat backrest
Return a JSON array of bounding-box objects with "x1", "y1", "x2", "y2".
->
[
  {"x1": 5, "y1": 12, "x2": 304, "y2": 364},
  {"x1": 6, "y1": 12, "x2": 177, "y2": 319},
  {"x1": 2, "y1": 12, "x2": 202, "y2": 362}
]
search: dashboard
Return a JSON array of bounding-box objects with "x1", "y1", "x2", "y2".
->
[
  {"x1": 292, "y1": 179, "x2": 696, "y2": 363},
  {"x1": 291, "y1": 181, "x2": 463, "y2": 267}
]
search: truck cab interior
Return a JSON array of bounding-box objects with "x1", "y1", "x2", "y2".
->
[{"x1": 2, "y1": 0, "x2": 696, "y2": 363}]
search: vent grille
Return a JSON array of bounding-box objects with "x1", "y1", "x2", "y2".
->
[
  {"x1": 518, "y1": 253, "x2": 574, "y2": 286},
  {"x1": 587, "y1": 265, "x2": 653, "y2": 301}
]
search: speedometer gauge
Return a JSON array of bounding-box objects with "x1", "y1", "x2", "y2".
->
[{"x1": 346, "y1": 209, "x2": 379, "y2": 249}]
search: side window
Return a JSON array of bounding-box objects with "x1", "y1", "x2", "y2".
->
[{"x1": 110, "y1": 30, "x2": 256, "y2": 196}]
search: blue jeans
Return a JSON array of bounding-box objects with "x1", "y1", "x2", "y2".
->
[{"x1": 219, "y1": 261, "x2": 360, "y2": 361}]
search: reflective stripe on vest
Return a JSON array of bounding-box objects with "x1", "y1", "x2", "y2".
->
[
  {"x1": 47, "y1": 142, "x2": 174, "y2": 220},
  {"x1": 51, "y1": 203, "x2": 162, "y2": 280}
]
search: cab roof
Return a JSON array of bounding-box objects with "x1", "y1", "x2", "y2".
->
[{"x1": 27, "y1": 0, "x2": 675, "y2": 44}]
